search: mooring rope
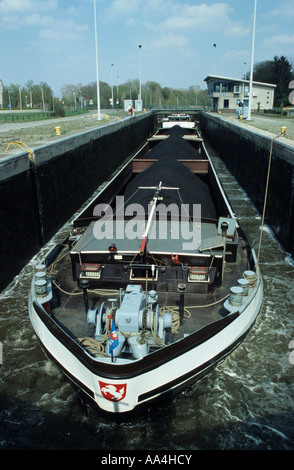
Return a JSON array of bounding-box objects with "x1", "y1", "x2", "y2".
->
[
  {"x1": 256, "y1": 135, "x2": 278, "y2": 268},
  {"x1": 5, "y1": 141, "x2": 34, "y2": 156}
]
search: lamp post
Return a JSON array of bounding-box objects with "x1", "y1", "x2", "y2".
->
[
  {"x1": 117, "y1": 75, "x2": 119, "y2": 108},
  {"x1": 93, "y1": 0, "x2": 101, "y2": 120},
  {"x1": 8, "y1": 90, "x2": 12, "y2": 111},
  {"x1": 247, "y1": 0, "x2": 257, "y2": 121},
  {"x1": 138, "y1": 45, "x2": 142, "y2": 101},
  {"x1": 111, "y1": 63, "x2": 114, "y2": 109},
  {"x1": 243, "y1": 62, "x2": 247, "y2": 79},
  {"x1": 41, "y1": 86, "x2": 45, "y2": 111},
  {"x1": 19, "y1": 88, "x2": 22, "y2": 111}
]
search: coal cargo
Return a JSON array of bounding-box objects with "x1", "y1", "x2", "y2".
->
[{"x1": 123, "y1": 126, "x2": 216, "y2": 218}]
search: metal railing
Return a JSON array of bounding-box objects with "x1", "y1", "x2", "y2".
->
[{"x1": 0, "y1": 109, "x2": 89, "y2": 123}]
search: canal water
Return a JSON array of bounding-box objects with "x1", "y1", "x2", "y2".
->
[{"x1": 1, "y1": 141, "x2": 294, "y2": 451}]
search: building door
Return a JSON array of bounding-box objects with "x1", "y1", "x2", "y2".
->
[
  {"x1": 213, "y1": 98, "x2": 219, "y2": 112},
  {"x1": 224, "y1": 99, "x2": 229, "y2": 109}
]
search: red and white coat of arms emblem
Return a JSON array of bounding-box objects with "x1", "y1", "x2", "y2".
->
[{"x1": 99, "y1": 381, "x2": 127, "y2": 402}]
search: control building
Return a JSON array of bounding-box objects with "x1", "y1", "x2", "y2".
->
[{"x1": 204, "y1": 74, "x2": 276, "y2": 113}]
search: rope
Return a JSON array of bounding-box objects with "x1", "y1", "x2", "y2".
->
[
  {"x1": 46, "y1": 247, "x2": 120, "y2": 297},
  {"x1": 51, "y1": 277, "x2": 83, "y2": 296},
  {"x1": 77, "y1": 306, "x2": 116, "y2": 357},
  {"x1": 51, "y1": 277, "x2": 120, "y2": 298},
  {"x1": 185, "y1": 293, "x2": 230, "y2": 310},
  {"x1": 90, "y1": 288, "x2": 120, "y2": 296},
  {"x1": 5, "y1": 141, "x2": 34, "y2": 156},
  {"x1": 77, "y1": 337, "x2": 107, "y2": 357},
  {"x1": 160, "y1": 292, "x2": 230, "y2": 334},
  {"x1": 256, "y1": 135, "x2": 278, "y2": 268},
  {"x1": 159, "y1": 306, "x2": 191, "y2": 336}
]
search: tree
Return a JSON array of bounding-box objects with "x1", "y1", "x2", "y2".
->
[
  {"x1": 1, "y1": 76, "x2": 210, "y2": 112},
  {"x1": 272, "y1": 56, "x2": 293, "y2": 106},
  {"x1": 161, "y1": 87, "x2": 170, "y2": 101},
  {"x1": 246, "y1": 56, "x2": 294, "y2": 107},
  {"x1": 252, "y1": 60, "x2": 273, "y2": 83}
]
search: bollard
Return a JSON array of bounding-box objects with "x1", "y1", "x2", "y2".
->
[
  {"x1": 79, "y1": 279, "x2": 89, "y2": 314},
  {"x1": 55, "y1": 126, "x2": 61, "y2": 135},
  {"x1": 281, "y1": 126, "x2": 287, "y2": 136},
  {"x1": 177, "y1": 283, "x2": 187, "y2": 325}
]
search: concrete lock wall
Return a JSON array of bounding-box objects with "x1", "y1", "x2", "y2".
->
[
  {"x1": 0, "y1": 113, "x2": 154, "y2": 292},
  {"x1": 200, "y1": 112, "x2": 294, "y2": 259}
]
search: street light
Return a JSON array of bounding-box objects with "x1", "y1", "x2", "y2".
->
[
  {"x1": 117, "y1": 75, "x2": 119, "y2": 108},
  {"x1": 247, "y1": 0, "x2": 257, "y2": 121},
  {"x1": 79, "y1": 90, "x2": 82, "y2": 110},
  {"x1": 111, "y1": 64, "x2": 114, "y2": 109},
  {"x1": 19, "y1": 88, "x2": 22, "y2": 111},
  {"x1": 41, "y1": 86, "x2": 45, "y2": 111},
  {"x1": 93, "y1": 0, "x2": 101, "y2": 120},
  {"x1": 242, "y1": 62, "x2": 247, "y2": 80},
  {"x1": 138, "y1": 45, "x2": 142, "y2": 101},
  {"x1": 8, "y1": 90, "x2": 12, "y2": 111}
]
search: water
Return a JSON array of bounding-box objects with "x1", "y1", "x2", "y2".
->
[{"x1": 1, "y1": 146, "x2": 294, "y2": 450}]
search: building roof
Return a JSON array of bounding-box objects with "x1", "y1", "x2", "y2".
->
[{"x1": 204, "y1": 74, "x2": 276, "y2": 88}]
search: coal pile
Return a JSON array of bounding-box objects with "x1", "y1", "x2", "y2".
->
[
  {"x1": 123, "y1": 126, "x2": 217, "y2": 219},
  {"x1": 146, "y1": 125, "x2": 201, "y2": 161}
]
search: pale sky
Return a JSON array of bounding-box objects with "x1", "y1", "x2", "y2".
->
[{"x1": 1, "y1": 0, "x2": 293, "y2": 96}]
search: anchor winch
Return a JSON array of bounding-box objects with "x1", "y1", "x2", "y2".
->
[{"x1": 87, "y1": 285, "x2": 173, "y2": 358}]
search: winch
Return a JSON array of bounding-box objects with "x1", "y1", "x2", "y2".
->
[{"x1": 87, "y1": 285, "x2": 173, "y2": 358}]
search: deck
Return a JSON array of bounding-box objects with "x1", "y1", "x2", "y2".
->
[{"x1": 49, "y1": 231, "x2": 249, "y2": 350}]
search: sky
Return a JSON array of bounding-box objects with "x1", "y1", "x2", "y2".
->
[{"x1": 1, "y1": 0, "x2": 294, "y2": 97}]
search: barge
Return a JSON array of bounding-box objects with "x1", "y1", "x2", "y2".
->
[{"x1": 28, "y1": 115, "x2": 263, "y2": 414}]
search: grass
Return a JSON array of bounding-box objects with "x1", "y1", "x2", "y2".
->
[{"x1": 0, "y1": 111, "x2": 131, "y2": 155}]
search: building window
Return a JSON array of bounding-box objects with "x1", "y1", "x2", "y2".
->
[{"x1": 224, "y1": 99, "x2": 229, "y2": 109}]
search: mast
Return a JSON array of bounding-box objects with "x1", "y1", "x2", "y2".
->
[{"x1": 138, "y1": 182, "x2": 179, "y2": 256}]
